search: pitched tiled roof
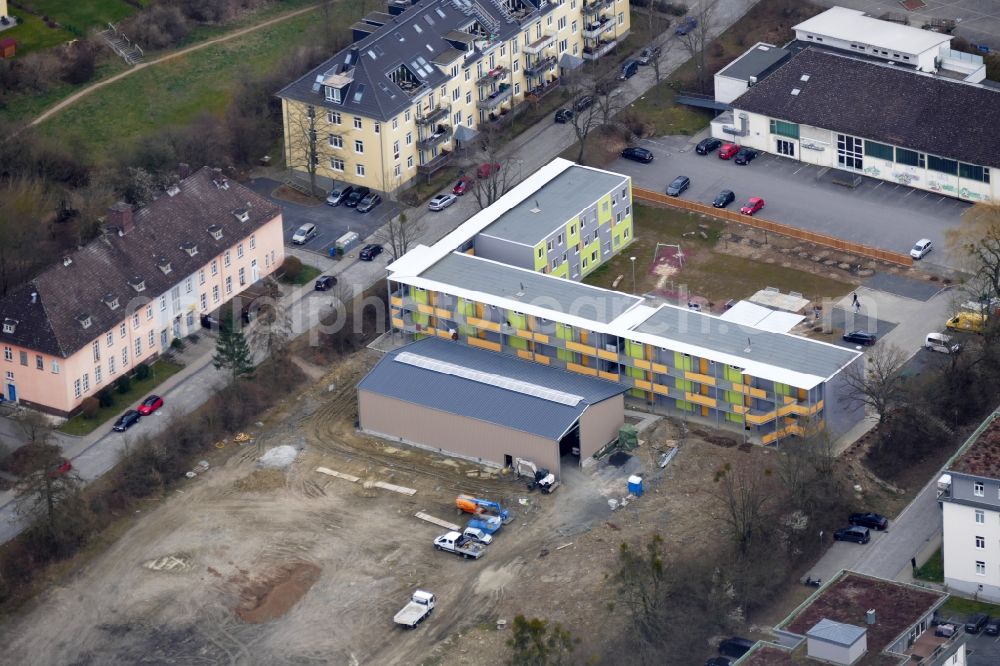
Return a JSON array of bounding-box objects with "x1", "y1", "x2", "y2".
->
[
  {"x1": 733, "y1": 48, "x2": 1000, "y2": 169},
  {"x1": 0, "y1": 167, "x2": 281, "y2": 358},
  {"x1": 277, "y1": 0, "x2": 551, "y2": 121}
]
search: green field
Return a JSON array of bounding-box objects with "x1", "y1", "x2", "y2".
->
[
  {"x1": 32, "y1": 0, "x2": 142, "y2": 36},
  {"x1": 3, "y1": 11, "x2": 74, "y2": 54}
]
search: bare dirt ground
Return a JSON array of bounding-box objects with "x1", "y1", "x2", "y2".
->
[{"x1": 0, "y1": 350, "x2": 778, "y2": 666}]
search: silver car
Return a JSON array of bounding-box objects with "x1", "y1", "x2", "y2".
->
[
  {"x1": 291, "y1": 223, "x2": 317, "y2": 244},
  {"x1": 428, "y1": 193, "x2": 457, "y2": 211}
]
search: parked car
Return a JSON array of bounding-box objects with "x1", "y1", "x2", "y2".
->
[
  {"x1": 47, "y1": 459, "x2": 72, "y2": 478},
  {"x1": 344, "y1": 186, "x2": 370, "y2": 207},
  {"x1": 621, "y1": 146, "x2": 654, "y2": 163},
  {"x1": 326, "y1": 186, "x2": 355, "y2": 206},
  {"x1": 356, "y1": 193, "x2": 382, "y2": 213},
  {"x1": 705, "y1": 659, "x2": 732, "y2": 666},
  {"x1": 718, "y1": 143, "x2": 740, "y2": 160},
  {"x1": 911, "y1": 238, "x2": 933, "y2": 259},
  {"x1": 554, "y1": 108, "x2": 574, "y2": 123},
  {"x1": 112, "y1": 410, "x2": 141, "y2": 432},
  {"x1": 291, "y1": 223, "x2": 317, "y2": 245},
  {"x1": 734, "y1": 148, "x2": 759, "y2": 165},
  {"x1": 359, "y1": 244, "x2": 384, "y2": 261},
  {"x1": 849, "y1": 512, "x2": 888, "y2": 530},
  {"x1": 718, "y1": 637, "x2": 753, "y2": 659},
  {"x1": 137, "y1": 394, "x2": 164, "y2": 416},
  {"x1": 675, "y1": 16, "x2": 698, "y2": 35},
  {"x1": 946, "y1": 311, "x2": 985, "y2": 334},
  {"x1": 666, "y1": 175, "x2": 690, "y2": 196},
  {"x1": 314, "y1": 275, "x2": 337, "y2": 291},
  {"x1": 618, "y1": 59, "x2": 639, "y2": 80},
  {"x1": 965, "y1": 613, "x2": 989, "y2": 634},
  {"x1": 477, "y1": 162, "x2": 501, "y2": 178},
  {"x1": 453, "y1": 176, "x2": 474, "y2": 195},
  {"x1": 696, "y1": 137, "x2": 722, "y2": 155},
  {"x1": 985, "y1": 617, "x2": 1000, "y2": 636},
  {"x1": 713, "y1": 190, "x2": 735, "y2": 208},
  {"x1": 925, "y1": 332, "x2": 959, "y2": 354},
  {"x1": 833, "y1": 525, "x2": 871, "y2": 544},
  {"x1": 740, "y1": 197, "x2": 765, "y2": 215},
  {"x1": 638, "y1": 45, "x2": 661, "y2": 65},
  {"x1": 574, "y1": 95, "x2": 595, "y2": 111},
  {"x1": 843, "y1": 330, "x2": 877, "y2": 346},
  {"x1": 428, "y1": 193, "x2": 457, "y2": 211}
]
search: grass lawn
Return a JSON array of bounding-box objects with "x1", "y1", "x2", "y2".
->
[
  {"x1": 940, "y1": 595, "x2": 1000, "y2": 618},
  {"x1": 915, "y1": 547, "x2": 944, "y2": 583},
  {"x1": 625, "y1": 81, "x2": 714, "y2": 136},
  {"x1": 582, "y1": 203, "x2": 850, "y2": 305},
  {"x1": 31, "y1": 0, "x2": 140, "y2": 37},
  {"x1": 282, "y1": 264, "x2": 322, "y2": 287},
  {"x1": 58, "y1": 359, "x2": 183, "y2": 436},
  {"x1": 3, "y1": 12, "x2": 73, "y2": 54}
]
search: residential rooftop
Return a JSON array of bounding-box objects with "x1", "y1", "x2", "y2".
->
[
  {"x1": 733, "y1": 48, "x2": 1000, "y2": 170},
  {"x1": 477, "y1": 165, "x2": 629, "y2": 246},
  {"x1": 948, "y1": 413, "x2": 1000, "y2": 478}
]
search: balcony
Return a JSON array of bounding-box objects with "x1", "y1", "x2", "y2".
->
[
  {"x1": 582, "y1": 17, "x2": 613, "y2": 39},
  {"x1": 477, "y1": 83, "x2": 512, "y2": 110},
  {"x1": 525, "y1": 78, "x2": 560, "y2": 102},
  {"x1": 417, "y1": 124, "x2": 452, "y2": 150},
  {"x1": 415, "y1": 103, "x2": 451, "y2": 126},
  {"x1": 523, "y1": 34, "x2": 556, "y2": 55},
  {"x1": 416, "y1": 149, "x2": 454, "y2": 175},
  {"x1": 476, "y1": 65, "x2": 508, "y2": 86},
  {"x1": 583, "y1": 0, "x2": 612, "y2": 14},
  {"x1": 525, "y1": 55, "x2": 557, "y2": 78},
  {"x1": 582, "y1": 39, "x2": 617, "y2": 60}
]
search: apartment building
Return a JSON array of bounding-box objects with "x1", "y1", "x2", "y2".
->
[
  {"x1": 939, "y1": 412, "x2": 1000, "y2": 602},
  {"x1": 0, "y1": 167, "x2": 285, "y2": 416},
  {"x1": 473, "y1": 159, "x2": 631, "y2": 280},
  {"x1": 277, "y1": 0, "x2": 630, "y2": 193},
  {"x1": 385, "y1": 161, "x2": 864, "y2": 445}
]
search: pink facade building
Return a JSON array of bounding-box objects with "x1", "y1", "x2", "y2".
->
[{"x1": 0, "y1": 167, "x2": 285, "y2": 416}]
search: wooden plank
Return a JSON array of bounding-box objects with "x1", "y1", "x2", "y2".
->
[
  {"x1": 415, "y1": 511, "x2": 460, "y2": 531},
  {"x1": 315, "y1": 467, "x2": 360, "y2": 483},
  {"x1": 373, "y1": 481, "x2": 417, "y2": 495}
]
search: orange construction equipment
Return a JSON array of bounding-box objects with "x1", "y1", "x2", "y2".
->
[{"x1": 455, "y1": 494, "x2": 480, "y2": 515}]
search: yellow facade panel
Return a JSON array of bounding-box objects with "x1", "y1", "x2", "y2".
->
[
  {"x1": 468, "y1": 337, "x2": 502, "y2": 352},
  {"x1": 652, "y1": 384, "x2": 669, "y2": 396},
  {"x1": 635, "y1": 380, "x2": 652, "y2": 391},
  {"x1": 434, "y1": 308, "x2": 451, "y2": 318},
  {"x1": 566, "y1": 341, "x2": 596, "y2": 355},
  {"x1": 597, "y1": 348, "x2": 618, "y2": 361},
  {"x1": 534, "y1": 354, "x2": 550, "y2": 365},
  {"x1": 651, "y1": 362, "x2": 668, "y2": 374},
  {"x1": 685, "y1": 392, "x2": 716, "y2": 408},
  {"x1": 392, "y1": 317, "x2": 405, "y2": 328},
  {"x1": 518, "y1": 350, "x2": 534, "y2": 361},
  {"x1": 599, "y1": 371, "x2": 619, "y2": 382},
  {"x1": 390, "y1": 296, "x2": 403, "y2": 307},
  {"x1": 567, "y1": 363, "x2": 598, "y2": 377},
  {"x1": 417, "y1": 304, "x2": 434, "y2": 315},
  {"x1": 685, "y1": 371, "x2": 716, "y2": 386},
  {"x1": 467, "y1": 317, "x2": 501, "y2": 332},
  {"x1": 533, "y1": 333, "x2": 549, "y2": 343},
  {"x1": 634, "y1": 359, "x2": 651, "y2": 370}
]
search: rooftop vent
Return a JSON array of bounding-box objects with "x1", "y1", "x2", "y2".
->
[
  {"x1": 62, "y1": 256, "x2": 72, "y2": 267},
  {"x1": 800, "y1": 74, "x2": 810, "y2": 82},
  {"x1": 2, "y1": 318, "x2": 17, "y2": 334},
  {"x1": 77, "y1": 313, "x2": 93, "y2": 329},
  {"x1": 530, "y1": 199, "x2": 541, "y2": 213},
  {"x1": 180, "y1": 241, "x2": 198, "y2": 257},
  {"x1": 166, "y1": 184, "x2": 181, "y2": 197},
  {"x1": 102, "y1": 293, "x2": 120, "y2": 311},
  {"x1": 866, "y1": 609, "x2": 876, "y2": 625},
  {"x1": 207, "y1": 224, "x2": 223, "y2": 241},
  {"x1": 30, "y1": 291, "x2": 38, "y2": 304},
  {"x1": 128, "y1": 276, "x2": 146, "y2": 293},
  {"x1": 232, "y1": 209, "x2": 250, "y2": 223},
  {"x1": 791, "y1": 88, "x2": 801, "y2": 95}
]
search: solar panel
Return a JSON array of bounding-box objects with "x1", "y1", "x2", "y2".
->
[{"x1": 394, "y1": 352, "x2": 584, "y2": 406}]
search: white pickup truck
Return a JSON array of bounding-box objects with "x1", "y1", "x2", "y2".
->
[
  {"x1": 433, "y1": 531, "x2": 487, "y2": 559},
  {"x1": 394, "y1": 590, "x2": 435, "y2": 628}
]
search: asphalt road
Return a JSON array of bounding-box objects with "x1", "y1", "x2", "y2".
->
[{"x1": 608, "y1": 135, "x2": 971, "y2": 268}]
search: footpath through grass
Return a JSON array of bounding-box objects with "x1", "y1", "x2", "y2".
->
[{"x1": 59, "y1": 359, "x2": 183, "y2": 436}]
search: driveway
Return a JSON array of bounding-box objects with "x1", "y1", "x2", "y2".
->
[
  {"x1": 245, "y1": 177, "x2": 400, "y2": 259},
  {"x1": 609, "y1": 135, "x2": 970, "y2": 268}
]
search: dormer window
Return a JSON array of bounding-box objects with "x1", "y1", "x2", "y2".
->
[
  {"x1": 157, "y1": 257, "x2": 172, "y2": 275},
  {"x1": 2, "y1": 318, "x2": 17, "y2": 334},
  {"x1": 325, "y1": 86, "x2": 342, "y2": 103},
  {"x1": 232, "y1": 209, "x2": 250, "y2": 223},
  {"x1": 128, "y1": 276, "x2": 146, "y2": 293},
  {"x1": 212, "y1": 177, "x2": 229, "y2": 190},
  {"x1": 77, "y1": 313, "x2": 92, "y2": 329},
  {"x1": 102, "y1": 294, "x2": 120, "y2": 311},
  {"x1": 62, "y1": 256, "x2": 73, "y2": 267},
  {"x1": 208, "y1": 225, "x2": 223, "y2": 241},
  {"x1": 181, "y1": 241, "x2": 198, "y2": 257}
]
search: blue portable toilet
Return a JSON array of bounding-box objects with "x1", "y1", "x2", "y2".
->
[{"x1": 628, "y1": 475, "x2": 643, "y2": 497}]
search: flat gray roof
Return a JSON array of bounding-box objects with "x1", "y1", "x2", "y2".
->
[
  {"x1": 422, "y1": 252, "x2": 642, "y2": 324},
  {"x1": 632, "y1": 306, "x2": 858, "y2": 379},
  {"x1": 477, "y1": 165, "x2": 627, "y2": 246},
  {"x1": 717, "y1": 43, "x2": 791, "y2": 82}
]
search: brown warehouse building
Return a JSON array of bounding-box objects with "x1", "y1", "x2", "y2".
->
[{"x1": 357, "y1": 338, "x2": 626, "y2": 477}]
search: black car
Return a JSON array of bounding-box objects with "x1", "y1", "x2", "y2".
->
[
  {"x1": 344, "y1": 186, "x2": 370, "y2": 208},
  {"x1": 985, "y1": 617, "x2": 1000, "y2": 636},
  {"x1": 718, "y1": 637, "x2": 753, "y2": 659},
  {"x1": 112, "y1": 410, "x2": 141, "y2": 432},
  {"x1": 843, "y1": 330, "x2": 877, "y2": 346},
  {"x1": 713, "y1": 189, "x2": 735, "y2": 208},
  {"x1": 638, "y1": 45, "x2": 661, "y2": 65},
  {"x1": 696, "y1": 137, "x2": 722, "y2": 155},
  {"x1": 621, "y1": 147, "x2": 654, "y2": 163},
  {"x1": 734, "y1": 148, "x2": 759, "y2": 165},
  {"x1": 554, "y1": 108, "x2": 574, "y2": 123},
  {"x1": 705, "y1": 658, "x2": 732, "y2": 666},
  {"x1": 849, "y1": 512, "x2": 889, "y2": 530},
  {"x1": 574, "y1": 95, "x2": 595, "y2": 112},
  {"x1": 833, "y1": 525, "x2": 870, "y2": 544},
  {"x1": 666, "y1": 175, "x2": 690, "y2": 197},
  {"x1": 356, "y1": 193, "x2": 382, "y2": 213},
  {"x1": 966, "y1": 613, "x2": 989, "y2": 633},
  {"x1": 675, "y1": 16, "x2": 698, "y2": 35},
  {"x1": 314, "y1": 275, "x2": 337, "y2": 291},
  {"x1": 359, "y1": 244, "x2": 383, "y2": 261}
]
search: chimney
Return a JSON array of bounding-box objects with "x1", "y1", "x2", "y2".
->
[
  {"x1": 109, "y1": 201, "x2": 134, "y2": 234},
  {"x1": 865, "y1": 609, "x2": 876, "y2": 625},
  {"x1": 178, "y1": 163, "x2": 191, "y2": 179},
  {"x1": 30, "y1": 292, "x2": 38, "y2": 304}
]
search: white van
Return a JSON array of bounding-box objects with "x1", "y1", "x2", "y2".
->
[{"x1": 925, "y1": 332, "x2": 959, "y2": 354}]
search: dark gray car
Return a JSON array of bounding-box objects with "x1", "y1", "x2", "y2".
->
[{"x1": 666, "y1": 176, "x2": 690, "y2": 196}]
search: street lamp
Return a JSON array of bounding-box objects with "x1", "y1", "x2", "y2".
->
[{"x1": 629, "y1": 256, "x2": 636, "y2": 294}]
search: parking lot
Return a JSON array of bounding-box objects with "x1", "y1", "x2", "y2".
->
[
  {"x1": 246, "y1": 177, "x2": 400, "y2": 258},
  {"x1": 609, "y1": 134, "x2": 971, "y2": 268},
  {"x1": 966, "y1": 627, "x2": 1000, "y2": 665}
]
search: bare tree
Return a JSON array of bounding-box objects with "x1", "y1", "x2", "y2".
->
[
  {"x1": 0, "y1": 177, "x2": 53, "y2": 296},
  {"x1": 16, "y1": 409, "x2": 56, "y2": 447},
  {"x1": 675, "y1": 0, "x2": 722, "y2": 93},
  {"x1": 840, "y1": 343, "x2": 908, "y2": 424},
  {"x1": 612, "y1": 534, "x2": 669, "y2": 641},
  {"x1": 471, "y1": 128, "x2": 516, "y2": 210},
  {"x1": 375, "y1": 212, "x2": 424, "y2": 262},
  {"x1": 946, "y1": 202, "x2": 1000, "y2": 327},
  {"x1": 284, "y1": 104, "x2": 325, "y2": 198},
  {"x1": 648, "y1": 26, "x2": 677, "y2": 103},
  {"x1": 247, "y1": 277, "x2": 291, "y2": 372},
  {"x1": 594, "y1": 80, "x2": 629, "y2": 130},
  {"x1": 714, "y1": 462, "x2": 773, "y2": 557},
  {"x1": 14, "y1": 440, "x2": 90, "y2": 555},
  {"x1": 567, "y1": 84, "x2": 603, "y2": 163}
]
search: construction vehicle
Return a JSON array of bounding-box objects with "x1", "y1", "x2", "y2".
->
[
  {"x1": 514, "y1": 458, "x2": 560, "y2": 494},
  {"x1": 433, "y1": 531, "x2": 487, "y2": 559},
  {"x1": 394, "y1": 590, "x2": 435, "y2": 628},
  {"x1": 455, "y1": 495, "x2": 512, "y2": 523},
  {"x1": 467, "y1": 514, "x2": 503, "y2": 535}
]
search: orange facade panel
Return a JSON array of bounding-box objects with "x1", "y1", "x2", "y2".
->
[
  {"x1": 633, "y1": 359, "x2": 651, "y2": 370},
  {"x1": 685, "y1": 371, "x2": 716, "y2": 386},
  {"x1": 534, "y1": 354, "x2": 550, "y2": 365},
  {"x1": 533, "y1": 333, "x2": 549, "y2": 343},
  {"x1": 599, "y1": 371, "x2": 619, "y2": 382},
  {"x1": 566, "y1": 341, "x2": 597, "y2": 355},
  {"x1": 635, "y1": 380, "x2": 652, "y2": 391},
  {"x1": 685, "y1": 392, "x2": 716, "y2": 408},
  {"x1": 434, "y1": 308, "x2": 452, "y2": 318},
  {"x1": 466, "y1": 317, "x2": 501, "y2": 332},
  {"x1": 518, "y1": 350, "x2": 535, "y2": 361},
  {"x1": 651, "y1": 362, "x2": 668, "y2": 374},
  {"x1": 467, "y1": 337, "x2": 502, "y2": 352},
  {"x1": 567, "y1": 363, "x2": 598, "y2": 377},
  {"x1": 390, "y1": 296, "x2": 403, "y2": 307},
  {"x1": 417, "y1": 304, "x2": 434, "y2": 315},
  {"x1": 597, "y1": 348, "x2": 618, "y2": 362},
  {"x1": 652, "y1": 383, "x2": 669, "y2": 396}
]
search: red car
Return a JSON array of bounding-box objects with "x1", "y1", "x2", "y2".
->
[
  {"x1": 477, "y1": 162, "x2": 501, "y2": 178},
  {"x1": 137, "y1": 394, "x2": 164, "y2": 416},
  {"x1": 453, "y1": 176, "x2": 474, "y2": 195},
  {"x1": 740, "y1": 197, "x2": 765, "y2": 215},
  {"x1": 47, "y1": 459, "x2": 72, "y2": 478},
  {"x1": 718, "y1": 143, "x2": 739, "y2": 160}
]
